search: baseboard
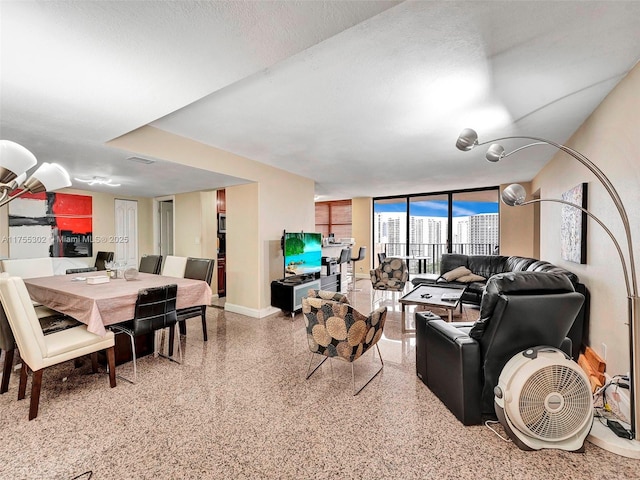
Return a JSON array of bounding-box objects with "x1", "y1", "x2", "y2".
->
[{"x1": 224, "y1": 302, "x2": 280, "y2": 318}]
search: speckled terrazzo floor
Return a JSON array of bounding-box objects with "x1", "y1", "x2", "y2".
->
[{"x1": 1, "y1": 282, "x2": 638, "y2": 479}]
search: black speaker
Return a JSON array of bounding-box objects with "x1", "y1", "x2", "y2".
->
[{"x1": 415, "y1": 311, "x2": 441, "y2": 384}]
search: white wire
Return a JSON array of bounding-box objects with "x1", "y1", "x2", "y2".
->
[{"x1": 485, "y1": 420, "x2": 511, "y2": 442}]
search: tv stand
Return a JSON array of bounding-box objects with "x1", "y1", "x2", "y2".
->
[{"x1": 271, "y1": 275, "x2": 321, "y2": 316}]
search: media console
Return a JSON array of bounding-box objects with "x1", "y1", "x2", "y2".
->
[{"x1": 271, "y1": 272, "x2": 342, "y2": 316}]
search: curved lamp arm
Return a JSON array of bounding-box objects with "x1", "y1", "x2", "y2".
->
[
  {"x1": 457, "y1": 128, "x2": 636, "y2": 297},
  {"x1": 502, "y1": 184, "x2": 631, "y2": 297}
]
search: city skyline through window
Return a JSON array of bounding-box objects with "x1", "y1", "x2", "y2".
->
[{"x1": 373, "y1": 189, "x2": 499, "y2": 274}]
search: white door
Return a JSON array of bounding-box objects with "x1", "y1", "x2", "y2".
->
[
  {"x1": 159, "y1": 200, "x2": 174, "y2": 256},
  {"x1": 115, "y1": 199, "x2": 138, "y2": 268}
]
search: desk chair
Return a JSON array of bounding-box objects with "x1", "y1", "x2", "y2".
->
[
  {"x1": 177, "y1": 257, "x2": 214, "y2": 341},
  {"x1": 139, "y1": 254, "x2": 163, "y2": 274},
  {"x1": 110, "y1": 284, "x2": 179, "y2": 383},
  {"x1": 94, "y1": 251, "x2": 114, "y2": 271},
  {"x1": 349, "y1": 246, "x2": 366, "y2": 292},
  {"x1": 0, "y1": 276, "x2": 116, "y2": 420}
]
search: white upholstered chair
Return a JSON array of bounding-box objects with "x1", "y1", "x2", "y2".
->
[
  {"x1": 1, "y1": 258, "x2": 55, "y2": 279},
  {"x1": 0, "y1": 276, "x2": 116, "y2": 420},
  {"x1": 161, "y1": 255, "x2": 187, "y2": 278},
  {"x1": 1, "y1": 258, "x2": 60, "y2": 313}
]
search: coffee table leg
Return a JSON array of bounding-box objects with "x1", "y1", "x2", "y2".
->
[{"x1": 448, "y1": 309, "x2": 453, "y2": 322}]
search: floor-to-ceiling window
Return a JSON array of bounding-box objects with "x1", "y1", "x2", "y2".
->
[{"x1": 374, "y1": 187, "x2": 499, "y2": 274}]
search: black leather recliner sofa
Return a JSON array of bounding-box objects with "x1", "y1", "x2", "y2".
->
[
  {"x1": 412, "y1": 253, "x2": 590, "y2": 360},
  {"x1": 416, "y1": 271, "x2": 585, "y2": 425}
]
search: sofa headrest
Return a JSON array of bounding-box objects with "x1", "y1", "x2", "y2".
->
[
  {"x1": 486, "y1": 271, "x2": 575, "y2": 295},
  {"x1": 470, "y1": 271, "x2": 576, "y2": 341}
]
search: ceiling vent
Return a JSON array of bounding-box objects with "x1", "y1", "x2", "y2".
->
[{"x1": 126, "y1": 156, "x2": 155, "y2": 165}]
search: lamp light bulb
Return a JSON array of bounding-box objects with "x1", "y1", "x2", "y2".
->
[
  {"x1": 501, "y1": 184, "x2": 527, "y2": 206},
  {"x1": 455, "y1": 128, "x2": 479, "y2": 151}
]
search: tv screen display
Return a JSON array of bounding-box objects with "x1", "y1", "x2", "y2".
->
[{"x1": 284, "y1": 232, "x2": 322, "y2": 276}]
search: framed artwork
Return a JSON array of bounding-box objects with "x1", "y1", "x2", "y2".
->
[
  {"x1": 8, "y1": 192, "x2": 93, "y2": 258},
  {"x1": 560, "y1": 182, "x2": 588, "y2": 264}
]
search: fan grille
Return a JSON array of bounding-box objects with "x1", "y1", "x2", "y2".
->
[{"x1": 518, "y1": 363, "x2": 592, "y2": 440}]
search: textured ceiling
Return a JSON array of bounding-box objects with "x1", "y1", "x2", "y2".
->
[{"x1": 1, "y1": 1, "x2": 639, "y2": 199}]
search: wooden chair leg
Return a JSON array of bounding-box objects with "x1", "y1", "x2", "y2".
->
[
  {"x1": 28, "y1": 369, "x2": 44, "y2": 420},
  {"x1": 106, "y1": 347, "x2": 116, "y2": 388},
  {"x1": 90, "y1": 352, "x2": 99, "y2": 373},
  {"x1": 201, "y1": 306, "x2": 208, "y2": 342},
  {"x1": 1, "y1": 347, "x2": 14, "y2": 394},
  {"x1": 18, "y1": 363, "x2": 28, "y2": 400},
  {"x1": 178, "y1": 320, "x2": 186, "y2": 336}
]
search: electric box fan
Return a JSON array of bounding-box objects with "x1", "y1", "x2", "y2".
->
[{"x1": 494, "y1": 346, "x2": 593, "y2": 452}]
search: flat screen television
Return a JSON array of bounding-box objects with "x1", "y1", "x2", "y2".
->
[{"x1": 283, "y1": 231, "x2": 322, "y2": 277}]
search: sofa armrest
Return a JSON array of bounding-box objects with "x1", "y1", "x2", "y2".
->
[{"x1": 424, "y1": 320, "x2": 483, "y2": 425}]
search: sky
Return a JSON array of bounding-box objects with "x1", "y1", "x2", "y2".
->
[{"x1": 374, "y1": 199, "x2": 498, "y2": 217}]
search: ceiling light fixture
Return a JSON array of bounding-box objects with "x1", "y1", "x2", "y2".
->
[
  {"x1": 456, "y1": 128, "x2": 639, "y2": 458},
  {"x1": 0, "y1": 140, "x2": 72, "y2": 207},
  {"x1": 74, "y1": 176, "x2": 121, "y2": 187}
]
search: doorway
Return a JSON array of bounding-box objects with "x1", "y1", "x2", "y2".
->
[
  {"x1": 114, "y1": 199, "x2": 138, "y2": 267},
  {"x1": 159, "y1": 199, "x2": 174, "y2": 257}
]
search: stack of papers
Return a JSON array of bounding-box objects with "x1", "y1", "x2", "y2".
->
[{"x1": 441, "y1": 292, "x2": 462, "y2": 301}]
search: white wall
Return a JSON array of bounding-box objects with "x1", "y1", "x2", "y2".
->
[{"x1": 533, "y1": 63, "x2": 640, "y2": 376}]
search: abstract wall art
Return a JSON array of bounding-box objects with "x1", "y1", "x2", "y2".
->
[
  {"x1": 8, "y1": 192, "x2": 93, "y2": 258},
  {"x1": 560, "y1": 182, "x2": 588, "y2": 264}
]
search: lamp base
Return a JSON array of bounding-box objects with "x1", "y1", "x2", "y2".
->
[{"x1": 588, "y1": 420, "x2": 640, "y2": 458}]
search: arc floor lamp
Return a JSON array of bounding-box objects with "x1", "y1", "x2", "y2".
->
[
  {"x1": 456, "y1": 128, "x2": 639, "y2": 458},
  {"x1": 0, "y1": 140, "x2": 72, "y2": 206}
]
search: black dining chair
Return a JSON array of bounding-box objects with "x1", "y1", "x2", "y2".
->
[
  {"x1": 177, "y1": 257, "x2": 214, "y2": 341},
  {"x1": 109, "y1": 284, "x2": 179, "y2": 383},
  {"x1": 94, "y1": 251, "x2": 114, "y2": 271},
  {"x1": 139, "y1": 254, "x2": 163, "y2": 275}
]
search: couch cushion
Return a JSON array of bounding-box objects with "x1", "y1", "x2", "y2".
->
[
  {"x1": 466, "y1": 255, "x2": 509, "y2": 279},
  {"x1": 456, "y1": 273, "x2": 486, "y2": 283},
  {"x1": 441, "y1": 266, "x2": 472, "y2": 282}
]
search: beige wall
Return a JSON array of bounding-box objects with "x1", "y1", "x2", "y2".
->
[
  {"x1": 108, "y1": 126, "x2": 316, "y2": 316},
  {"x1": 351, "y1": 197, "x2": 372, "y2": 277},
  {"x1": 174, "y1": 191, "x2": 204, "y2": 258},
  {"x1": 532, "y1": 63, "x2": 640, "y2": 376},
  {"x1": 498, "y1": 181, "x2": 535, "y2": 257},
  {"x1": 0, "y1": 188, "x2": 154, "y2": 264}
]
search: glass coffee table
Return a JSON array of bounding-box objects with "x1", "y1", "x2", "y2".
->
[{"x1": 398, "y1": 284, "x2": 467, "y2": 333}]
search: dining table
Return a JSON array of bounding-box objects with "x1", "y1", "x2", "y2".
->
[{"x1": 24, "y1": 272, "x2": 213, "y2": 337}]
